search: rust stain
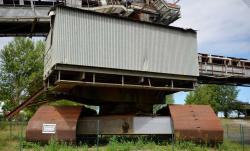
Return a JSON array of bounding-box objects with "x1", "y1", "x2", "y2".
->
[
  {"x1": 169, "y1": 105, "x2": 223, "y2": 142},
  {"x1": 26, "y1": 105, "x2": 82, "y2": 142}
]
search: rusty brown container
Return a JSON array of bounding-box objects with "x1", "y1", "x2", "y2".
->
[
  {"x1": 26, "y1": 105, "x2": 82, "y2": 142},
  {"x1": 169, "y1": 105, "x2": 223, "y2": 142}
]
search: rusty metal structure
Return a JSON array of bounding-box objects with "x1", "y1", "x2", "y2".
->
[
  {"x1": 2, "y1": 0, "x2": 250, "y2": 144},
  {"x1": 0, "y1": 0, "x2": 180, "y2": 36},
  {"x1": 26, "y1": 106, "x2": 82, "y2": 142},
  {"x1": 25, "y1": 104, "x2": 223, "y2": 142},
  {"x1": 169, "y1": 105, "x2": 223, "y2": 142}
]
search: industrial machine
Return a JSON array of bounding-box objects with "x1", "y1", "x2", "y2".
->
[
  {"x1": 2, "y1": 0, "x2": 250, "y2": 144},
  {"x1": 26, "y1": 105, "x2": 223, "y2": 143},
  {"x1": 0, "y1": 0, "x2": 180, "y2": 36},
  {"x1": 0, "y1": 0, "x2": 180, "y2": 25}
]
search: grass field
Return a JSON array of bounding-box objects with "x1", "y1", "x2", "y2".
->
[{"x1": 0, "y1": 120, "x2": 250, "y2": 151}]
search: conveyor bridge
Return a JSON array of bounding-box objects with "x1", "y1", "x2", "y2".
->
[{"x1": 198, "y1": 53, "x2": 250, "y2": 86}]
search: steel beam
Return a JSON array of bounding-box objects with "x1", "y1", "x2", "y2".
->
[
  {"x1": 0, "y1": 6, "x2": 50, "y2": 36},
  {"x1": 5, "y1": 87, "x2": 45, "y2": 119}
]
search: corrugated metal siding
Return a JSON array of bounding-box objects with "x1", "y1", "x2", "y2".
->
[
  {"x1": 44, "y1": 30, "x2": 58, "y2": 78},
  {"x1": 44, "y1": 7, "x2": 198, "y2": 77},
  {"x1": 44, "y1": 30, "x2": 52, "y2": 77}
]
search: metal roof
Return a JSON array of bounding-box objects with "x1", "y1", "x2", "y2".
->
[{"x1": 54, "y1": 5, "x2": 196, "y2": 33}]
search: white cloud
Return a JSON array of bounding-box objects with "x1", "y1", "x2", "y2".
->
[
  {"x1": 172, "y1": 0, "x2": 250, "y2": 58},
  {"x1": 172, "y1": 0, "x2": 250, "y2": 103},
  {"x1": 0, "y1": 37, "x2": 13, "y2": 50},
  {"x1": 200, "y1": 40, "x2": 250, "y2": 56}
]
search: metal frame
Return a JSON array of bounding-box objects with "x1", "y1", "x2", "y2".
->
[
  {"x1": 199, "y1": 53, "x2": 250, "y2": 78},
  {"x1": 52, "y1": 64, "x2": 197, "y2": 81},
  {"x1": 0, "y1": 6, "x2": 50, "y2": 36},
  {"x1": 198, "y1": 53, "x2": 250, "y2": 86},
  {"x1": 46, "y1": 64, "x2": 197, "y2": 92},
  {"x1": 55, "y1": 80, "x2": 194, "y2": 91}
]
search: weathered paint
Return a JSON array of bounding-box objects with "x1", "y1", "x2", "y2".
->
[
  {"x1": 77, "y1": 116, "x2": 173, "y2": 135},
  {"x1": 26, "y1": 105, "x2": 82, "y2": 142},
  {"x1": 169, "y1": 105, "x2": 224, "y2": 142},
  {"x1": 44, "y1": 6, "x2": 198, "y2": 79}
]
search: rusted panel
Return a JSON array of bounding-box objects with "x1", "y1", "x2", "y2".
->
[
  {"x1": 169, "y1": 105, "x2": 223, "y2": 142},
  {"x1": 26, "y1": 105, "x2": 82, "y2": 142}
]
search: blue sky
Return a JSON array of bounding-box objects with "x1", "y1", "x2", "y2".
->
[
  {"x1": 0, "y1": 0, "x2": 250, "y2": 105},
  {"x1": 172, "y1": 0, "x2": 250, "y2": 104}
]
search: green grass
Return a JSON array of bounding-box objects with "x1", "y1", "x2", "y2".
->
[
  {"x1": 0, "y1": 121, "x2": 22, "y2": 151},
  {"x1": 1, "y1": 121, "x2": 250, "y2": 151},
  {"x1": 22, "y1": 139, "x2": 89, "y2": 151},
  {"x1": 105, "y1": 136, "x2": 250, "y2": 151}
]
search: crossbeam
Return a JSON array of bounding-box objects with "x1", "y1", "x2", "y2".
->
[{"x1": 0, "y1": 6, "x2": 51, "y2": 36}]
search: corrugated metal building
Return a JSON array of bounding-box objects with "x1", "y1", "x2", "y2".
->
[{"x1": 44, "y1": 6, "x2": 198, "y2": 82}]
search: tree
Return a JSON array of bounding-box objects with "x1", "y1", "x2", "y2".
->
[
  {"x1": 153, "y1": 94, "x2": 175, "y2": 114},
  {"x1": 0, "y1": 37, "x2": 45, "y2": 117},
  {"x1": 185, "y1": 84, "x2": 239, "y2": 118},
  {"x1": 165, "y1": 94, "x2": 174, "y2": 104}
]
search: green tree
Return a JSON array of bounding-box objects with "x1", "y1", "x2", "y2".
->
[
  {"x1": 185, "y1": 84, "x2": 239, "y2": 118},
  {"x1": 153, "y1": 94, "x2": 175, "y2": 114},
  {"x1": 165, "y1": 94, "x2": 174, "y2": 104},
  {"x1": 0, "y1": 37, "x2": 45, "y2": 117}
]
